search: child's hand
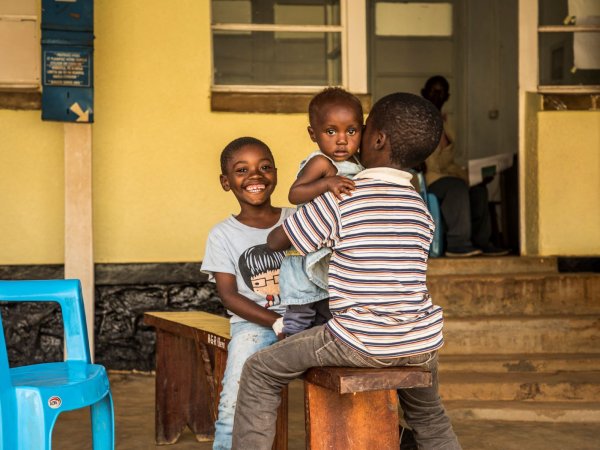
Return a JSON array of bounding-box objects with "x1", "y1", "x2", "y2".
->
[
  {"x1": 324, "y1": 176, "x2": 355, "y2": 200},
  {"x1": 272, "y1": 317, "x2": 284, "y2": 338}
]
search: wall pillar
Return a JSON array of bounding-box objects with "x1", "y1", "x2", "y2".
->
[
  {"x1": 64, "y1": 123, "x2": 94, "y2": 359},
  {"x1": 518, "y1": 0, "x2": 539, "y2": 255}
]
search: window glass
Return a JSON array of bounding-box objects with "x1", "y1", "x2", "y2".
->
[
  {"x1": 539, "y1": 32, "x2": 600, "y2": 85},
  {"x1": 211, "y1": 0, "x2": 342, "y2": 88},
  {"x1": 539, "y1": 0, "x2": 568, "y2": 26},
  {"x1": 213, "y1": 30, "x2": 341, "y2": 86},
  {"x1": 0, "y1": 0, "x2": 39, "y2": 90},
  {"x1": 212, "y1": 0, "x2": 340, "y2": 26},
  {"x1": 538, "y1": 0, "x2": 600, "y2": 86},
  {"x1": 375, "y1": 2, "x2": 452, "y2": 37}
]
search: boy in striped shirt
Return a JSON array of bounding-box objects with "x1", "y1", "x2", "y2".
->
[{"x1": 232, "y1": 92, "x2": 461, "y2": 450}]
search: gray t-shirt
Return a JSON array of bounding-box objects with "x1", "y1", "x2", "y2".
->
[{"x1": 201, "y1": 208, "x2": 294, "y2": 323}]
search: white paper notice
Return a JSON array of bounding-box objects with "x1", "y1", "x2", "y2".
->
[{"x1": 468, "y1": 153, "x2": 514, "y2": 187}]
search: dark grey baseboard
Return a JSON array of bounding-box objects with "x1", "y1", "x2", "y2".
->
[
  {"x1": 0, "y1": 262, "x2": 208, "y2": 285},
  {"x1": 558, "y1": 257, "x2": 600, "y2": 273}
]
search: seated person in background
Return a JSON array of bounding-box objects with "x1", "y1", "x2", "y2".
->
[{"x1": 421, "y1": 75, "x2": 509, "y2": 257}]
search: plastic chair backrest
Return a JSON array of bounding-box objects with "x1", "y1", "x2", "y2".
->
[
  {"x1": 0, "y1": 311, "x2": 10, "y2": 387},
  {"x1": 0, "y1": 280, "x2": 113, "y2": 450},
  {"x1": 412, "y1": 172, "x2": 443, "y2": 258},
  {"x1": 0, "y1": 311, "x2": 17, "y2": 449},
  {"x1": 0, "y1": 280, "x2": 91, "y2": 364}
]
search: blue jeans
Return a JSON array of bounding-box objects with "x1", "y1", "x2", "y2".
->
[
  {"x1": 213, "y1": 321, "x2": 278, "y2": 450},
  {"x1": 232, "y1": 325, "x2": 461, "y2": 450}
]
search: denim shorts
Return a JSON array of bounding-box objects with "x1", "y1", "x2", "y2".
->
[{"x1": 279, "y1": 247, "x2": 331, "y2": 305}]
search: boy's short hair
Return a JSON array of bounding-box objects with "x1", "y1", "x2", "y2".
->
[
  {"x1": 220, "y1": 136, "x2": 273, "y2": 174},
  {"x1": 308, "y1": 87, "x2": 363, "y2": 127},
  {"x1": 369, "y1": 92, "x2": 443, "y2": 168}
]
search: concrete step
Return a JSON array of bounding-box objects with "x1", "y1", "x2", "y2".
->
[
  {"x1": 442, "y1": 316, "x2": 600, "y2": 354},
  {"x1": 428, "y1": 256, "x2": 557, "y2": 276},
  {"x1": 445, "y1": 400, "x2": 600, "y2": 423},
  {"x1": 428, "y1": 273, "x2": 600, "y2": 316},
  {"x1": 439, "y1": 354, "x2": 600, "y2": 374},
  {"x1": 439, "y1": 371, "x2": 600, "y2": 402}
]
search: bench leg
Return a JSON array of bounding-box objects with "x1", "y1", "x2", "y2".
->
[
  {"x1": 272, "y1": 386, "x2": 288, "y2": 450},
  {"x1": 305, "y1": 382, "x2": 399, "y2": 450},
  {"x1": 155, "y1": 330, "x2": 214, "y2": 444}
]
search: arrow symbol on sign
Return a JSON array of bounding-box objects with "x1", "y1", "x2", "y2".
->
[{"x1": 70, "y1": 102, "x2": 92, "y2": 122}]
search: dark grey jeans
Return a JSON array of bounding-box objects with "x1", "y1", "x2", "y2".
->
[
  {"x1": 428, "y1": 176, "x2": 492, "y2": 251},
  {"x1": 232, "y1": 325, "x2": 461, "y2": 450}
]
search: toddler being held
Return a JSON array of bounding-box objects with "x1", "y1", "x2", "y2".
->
[{"x1": 274, "y1": 87, "x2": 364, "y2": 337}]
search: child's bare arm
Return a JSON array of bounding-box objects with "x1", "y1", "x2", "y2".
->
[
  {"x1": 289, "y1": 155, "x2": 355, "y2": 204},
  {"x1": 214, "y1": 272, "x2": 281, "y2": 327},
  {"x1": 267, "y1": 225, "x2": 291, "y2": 251}
]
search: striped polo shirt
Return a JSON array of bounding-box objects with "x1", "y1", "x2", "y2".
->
[{"x1": 282, "y1": 167, "x2": 444, "y2": 358}]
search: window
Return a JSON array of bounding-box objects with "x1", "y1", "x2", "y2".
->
[
  {"x1": 0, "y1": 0, "x2": 39, "y2": 91},
  {"x1": 538, "y1": 0, "x2": 600, "y2": 92},
  {"x1": 0, "y1": 0, "x2": 40, "y2": 110},
  {"x1": 210, "y1": 0, "x2": 368, "y2": 112},
  {"x1": 211, "y1": 0, "x2": 343, "y2": 91}
]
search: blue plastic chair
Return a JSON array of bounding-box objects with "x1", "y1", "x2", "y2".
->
[
  {"x1": 0, "y1": 280, "x2": 114, "y2": 450},
  {"x1": 414, "y1": 172, "x2": 444, "y2": 258}
]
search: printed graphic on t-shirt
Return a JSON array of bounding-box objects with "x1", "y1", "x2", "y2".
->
[{"x1": 239, "y1": 244, "x2": 285, "y2": 308}]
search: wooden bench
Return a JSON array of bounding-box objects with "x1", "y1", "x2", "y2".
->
[
  {"x1": 144, "y1": 311, "x2": 288, "y2": 449},
  {"x1": 304, "y1": 366, "x2": 432, "y2": 449}
]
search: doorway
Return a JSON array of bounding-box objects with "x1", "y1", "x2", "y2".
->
[{"x1": 367, "y1": 0, "x2": 520, "y2": 251}]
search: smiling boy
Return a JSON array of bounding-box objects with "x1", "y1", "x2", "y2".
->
[{"x1": 200, "y1": 137, "x2": 294, "y2": 450}]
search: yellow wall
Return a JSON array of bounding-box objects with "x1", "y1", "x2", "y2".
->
[
  {"x1": 2, "y1": 1, "x2": 599, "y2": 264},
  {"x1": 0, "y1": 111, "x2": 64, "y2": 263},
  {"x1": 537, "y1": 111, "x2": 600, "y2": 255},
  {"x1": 0, "y1": 0, "x2": 311, "y2": 264}
]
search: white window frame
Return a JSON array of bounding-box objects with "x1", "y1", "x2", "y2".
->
[
  {"x1": 210, "y1": 0, "x2": 367, "y2": 94},
  {"x1": 0, "y1": 13, "x2": 40, "y2": 91}
]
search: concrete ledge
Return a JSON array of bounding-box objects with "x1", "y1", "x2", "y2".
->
[
  {"x1": 95, "y1": 262, "x2": 207, "y2": 285},
  {"x1": 428, "y1": 256, "x2": 557, "y2": 276},
  {"x1": 0, "y1": 91, "x2": 41, "y2": 110},
  {"x1": 442, "y1": 316, "x2": 600, "y2": 354},
  {"x1": 439, "y1": 371, "x2": 600, "y2": 402},
  {"x1": 0, "y1": 264, "x2": 63, "y2": 280},
  {"x1": 429, "y1": 272, "x2": 600, "y2": 316},
  {"x1": 439, "y1": 353, "x2": 600, "y2": 374},
  {"x1": 446, "y1": 400, "x2": 600, "y2": 423},
  {"x1": 211, "y1": 91, "x2": 372, "y2": 114}
]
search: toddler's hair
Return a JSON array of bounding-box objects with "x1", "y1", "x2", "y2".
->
[
  {"x1": 308, "y1": 87, "x2": 363, "y2": 128},
  {"x1": 220, "y1": 137, "x2": 273, "y2": 174},
  {"x1": 369, "y1": 92, "x2": 443, "y2": 169}
]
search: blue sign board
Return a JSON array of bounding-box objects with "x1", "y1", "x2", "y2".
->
[
  {"x1": 41, "y1": 0, "x2": 94, "y2": 123},
  {"x1": 44, "y1": 49, "x2": 91, "y2": 87},
  {"x1": 42, "y1": 0, "x2": 93, "y2": 32}
]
